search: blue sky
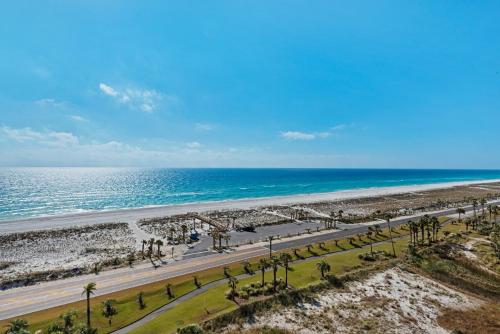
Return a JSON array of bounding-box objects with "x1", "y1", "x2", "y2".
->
[{"x1": 0, "y1": 1, "x2": 499, "y2": 168}]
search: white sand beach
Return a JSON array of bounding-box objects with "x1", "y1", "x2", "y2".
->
[{"x1": 1, "y1": 178, "x2": 499, "y2": 234}]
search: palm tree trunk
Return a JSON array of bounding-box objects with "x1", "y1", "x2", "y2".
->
[
  {"x1": 86, "y1": 293, "x2": 91, "y2": 328},
  {"x1": 387, "y1": 220, "x2": 396, "y2": 257},
  {"x1": 273, "y1": 269, "x2": 277, "y2": 292},
  {"x1": 285, "y1": 266, "x2": 288, "y2": 287}
]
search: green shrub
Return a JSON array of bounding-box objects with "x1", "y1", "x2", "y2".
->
[{"x1": 177, "y1": 324, "x2": 204, "y2": 334}]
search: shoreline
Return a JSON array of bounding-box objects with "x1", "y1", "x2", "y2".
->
[{"x1": 1, "y1": 178, "x2": 500, "y2": 234}]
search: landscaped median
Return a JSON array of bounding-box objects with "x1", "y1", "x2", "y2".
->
[
  {"x1": 129, "y1": 238, "x2": 410, "y2": 334},
  {"x1": 1, "y1": 217, "x2": 454, "y2": 334}
]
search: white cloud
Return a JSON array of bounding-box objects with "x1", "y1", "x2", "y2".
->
[
  {"x1": 0, "y1": 126, "x2": 78, "y2": 147},
  {"x1": 281, "y1": 131, "x2": 316, "y2": 141},
  {"x1": 195, "y1": 123, "x2": 215, "y2": 131},
  {"x1": 316, "y1": 132, "x2": 331, "y2": 138},
  {"x1": 99, "y1": 83, "x2": 119, "y2": 97},
  {"x1": 46, "y1": 131, "x2": 79, "y2": 147},
  {"x1": 35, "y1": 98, "x2": 65, "y2": 108},
  {"x1": 331, "y1": 124, "x2": 347, "y2": 131},
  {"x1": 99, "y1": 83, "x2": 176, "y2": 113},
  {"x1": 186, "y1": 141, "x2": 202, "y2": 149},
  {"x1": 0, "y1": 126, "x2": 45, "y2": 142},
  {"x1": 280, "y1": 124, "x2": 350, "y2": 141},
  {"x1": 70, "y1": 115, "x2": 89, "y2": 122},
  {"x1": 0, "y1": 125, "x2": 355, "y2": 167}
]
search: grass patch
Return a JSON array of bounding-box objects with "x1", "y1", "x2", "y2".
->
[
  {"x1": 1, "y1": 220, "x2": 458, "y2": 334},
  {"x1": 0, "y1": 261, "x2": 259, "y2": 334},
  {"x1": 131, "y1": 235, "x2": 411, "y2": 334}
]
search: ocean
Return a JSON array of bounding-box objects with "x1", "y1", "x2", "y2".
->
[{"x1": 1, "y1": 168, "x2": 500, "y2": 221}]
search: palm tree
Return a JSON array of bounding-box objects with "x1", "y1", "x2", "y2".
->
[
  {"x1": 456, "y1": 208, "x2": 465, "y2": 223},
  {"x1": 5, "y1": 319, "x2": 30, "y2": 334},
  {"x1": 419, "y1": 216, "x2": 428, "y2": 244},
  {"x1": 414, "y1": 220, "x2": 420, "y2": 245},
  {"x1": 480, "y1": 198, "x2": 487, "y2": 216},
  {"x1": 227, "y1": 276, "x2": 238, "y2": 300},
  {"x1": 316, "y1": 260, "x2": 331, "y2": 279},
  {"x1": 348, "y1": 237, "x2": 355, "y2": 245},
  {"x1": 193, "y1": 275, "x2": 201, "y2": 288},
  {"x1": 224, "y1": 234, "x2": 231, "y2": 248},
  {"x1": 385, "y1": 215, "x2": 396, "y2": 257},
  {"x1": 137, "y1": 291, "x2": 146, "y2": 309},
  {"x1": 127, "y1": 253, "x2": 136, "y2": 267},
  {"x1": 366, "y1": 231, "x2": 374, "y2": 256},
  {"x1": 258, "y1": 258, "x2": 269, "y2": 287},
  {"x1": 268, "y1": 236, "x2": 274, "y2": 258},
  {"x1": 223, "y1": 266, "x2": 230, "y2": 278},
  {"x1": 148, "y1": 238, "x2": 155, "y2": 258},
  {"x1": 82, "y1": 282, "x2": 96, "y2": 328},
  {"x1": 337, "y1": 210, "x2": 344, "y2": 222},
  {"x1": 155, "y1": 239, "x2": 164, "y2": 257},
  {"x1": 141, "y1": 239, "x2": 147, "y2": 259},
  {"x1": 211, "y1": 230, "x2": 219, "y2": 250},
  {"x1": 329, "y1": 211, "x2": 336, "y2": 229},
  {"x1": 59, "y1": 309, "x2": 76, "y2": 333},
  {"x1": 280, "y1": 253, "x2": 293, "y2": 287},
  {"x1": 270, "y1": 257, "x2": 281, "y2": 292},
  {"x1": 102, "y1": 299, "x2": 117, "y2": 325},
  {"x1": 431, "y1": 216, "x2": 440, "y2": 242},
  {"x1": 242, "y1": 261, "x2": 254, "y2": 275},
  {"x1": 407, "y1": 220, "x2": 414, "y2": 245},
  {"x1": 472, "y1": 199, "x2": 478, "y2": 218},
  {"x1": 425, "y1": 217, "x2": 435, "y2": 246},
  {"x1": 181, "y1": 224, "x2": 188, "y2": 243},
  {"x1": 166, "y1": 283, "x2": 174, "y2": 298},
  {"x1": 488, "y1": 204, "x2": 493, "y2": 222},
  {"x1": 169, "y1": 226, "x2": 176, "y2": 241}
]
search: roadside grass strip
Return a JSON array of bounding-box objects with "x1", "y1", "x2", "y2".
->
[{"x1": 1, "y1": 217, "x2": 457, "y2": 334}]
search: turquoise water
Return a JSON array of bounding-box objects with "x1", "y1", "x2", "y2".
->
[{"x1": 1, "y1": 168, "x2": 500, "y2": 221}]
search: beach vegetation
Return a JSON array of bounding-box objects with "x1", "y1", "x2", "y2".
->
[
  {"x1": 81, "y1": 283, "x2": 96, "y2": 329},
  {"x1": 165, "y1": 283, "x2": 174, "y2": 299},
  {"x1": 101, "y1": 300, "x2": 117, "y2": 325},
  {"x1": 1, "y1": 222, "x2": 471, "y2": 334},
  {"x1": 316, "y1": 260, "x2": 331, "y2": 279},
  {"x1": 137, "y1": 292, "x2": 146, "y2": 309},
  {"x1": 176, "y1": 324, "x2": 203, "y2": 334},
  {"x1": 4, "y1": 319, "x2": 30, "y2": 334}
]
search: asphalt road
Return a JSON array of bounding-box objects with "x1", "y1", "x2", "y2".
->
[{"x1": 0, "y1": 201, "x2": 496, "y2": 320}]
